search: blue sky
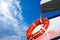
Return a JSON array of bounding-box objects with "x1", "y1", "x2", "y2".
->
[{"x1": 20, "y1": 0, "x2": 40, "y2": 25}]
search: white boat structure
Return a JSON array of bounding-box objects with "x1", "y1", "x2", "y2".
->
[{"x1": 32, "y1": 16, "x2": 60, "y2": 40}]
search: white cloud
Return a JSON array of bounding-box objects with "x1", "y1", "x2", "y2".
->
[
  {"x1": 0, "y1": 0, "x2": 28, "y2": 40},
  {"x1": 0, "y1": 36, "x2": 19, "y2": 40}
]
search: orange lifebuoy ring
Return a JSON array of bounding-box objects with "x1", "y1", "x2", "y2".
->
[{"x1": 26, "y1": 18, "x2": 49, "y2": 40}]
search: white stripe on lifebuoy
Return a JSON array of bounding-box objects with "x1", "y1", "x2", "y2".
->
[
  {"x1": 41, "y1": 26, "x2": 46, "y2": 31},
  {"x1": 33, "y1": 23, "x2": 36, "y2": 27}
]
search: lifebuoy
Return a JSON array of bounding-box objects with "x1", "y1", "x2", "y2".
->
[{"x1": 26, "y1": 18, "x2": 49, "y2": 40}]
